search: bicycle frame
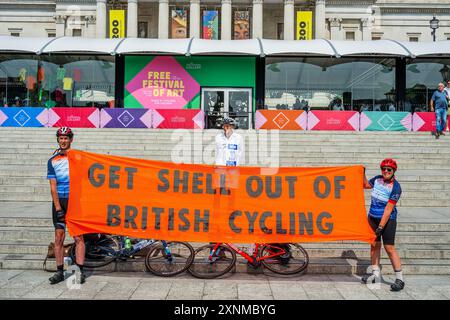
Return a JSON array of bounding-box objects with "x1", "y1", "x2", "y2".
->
[
  {"x1": 210, "y1": 243, "x2": 287, "y2": 265},
  {"x1": 115, "y1": 237, "x2": 171, "y2": 260}
]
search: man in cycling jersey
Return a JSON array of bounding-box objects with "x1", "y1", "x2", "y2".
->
[
  {"x1": 362, "y1": 158, "x2": 404, "y2": 291},
  {"x1": 47, "y1": 127, "x2": 86, "y2": 285},
  {"x1": 215, "y1": 117, "x2": 244, "y2": 167}
]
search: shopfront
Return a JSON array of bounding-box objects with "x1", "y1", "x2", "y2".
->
[{"x1": 1, "y1": 37, "x2": 450, "y2": 131}]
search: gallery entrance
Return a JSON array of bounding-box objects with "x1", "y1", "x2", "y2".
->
[{"x1": 201, "y1": 87, "x2": 252, "y2": 129}]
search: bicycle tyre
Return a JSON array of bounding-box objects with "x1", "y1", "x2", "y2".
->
[
  {"x1": 145, "y1": 241, "x2": 194, "y2": 277},
  {"x1": 260, "y1": 243, "x2": 309, "y2": 275},
  {"x1": 188, "y1": 244, "x2": 236, "y2": 279},
  {"x1": 69, "y1": 234, "x2": 119, "y2": 269}
]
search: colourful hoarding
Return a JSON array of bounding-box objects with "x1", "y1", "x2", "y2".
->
[
  {"x1": 360, "y1": 112, "x2": 411, "y2": 131},
  {"x1": 203, "y1": 10, "x2": 219, "y2": 40},
  {"x1": 124, "y1": 56, "x2": 256, "y2": 110},
  {"x1": 100, "y1": 108, "x2": 152, "y2": 128},
  {"x1": 48, "y1": 107, "x2": 100, "y2": 128},
  {"x1": 0, "y1": 107, "x2": 48, "y2": 127},
  {"x1": 412, "y1": 112, "x2": 436, "y2": 132},
  {"x1": 255, "y1": 110, "x2": 306, "y2": 130},
  {"x1": 153, "y1": 109, "x2": 204, "y2": 129},
  {"x1": 308, "y1": 110, "x2": 360, "y2": 131}
]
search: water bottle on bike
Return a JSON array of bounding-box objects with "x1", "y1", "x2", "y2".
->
[{"x1": 124, "y1": 237, "x2": 132, "y2": 250}]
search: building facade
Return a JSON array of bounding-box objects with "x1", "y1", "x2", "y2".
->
[{"x1": 1, "y1": 0, "x2": 450, "y2": 41}]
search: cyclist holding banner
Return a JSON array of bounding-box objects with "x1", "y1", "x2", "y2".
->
[
  {"x1": 362, "y1": 158, "x2": 404, "y2": 291},
  {"x1": 47, "y1": 127, "x2": 86, "y2": 285}
]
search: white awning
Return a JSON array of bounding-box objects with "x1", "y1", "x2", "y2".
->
[
  {"x1": 397, "y1": 41, "x2": 450, "y2": 58},
  {"x1": 329, "y1": 40, "x2": 410, "y2": 56},
  {"x1": 260, "y1": 39, "x2": 336, "y2": 56},
  {"x1": 189, "y1": 39, "x2": 261, "y2": 55},
  {"x1": 115, "y1": 38, "x2": 190, "y2": 55},
  {"x1": 1, "y1": 35, "x2": 450, "y2": 58},
  {"x1": 41, "y1": 37, "x2": 122, "y2": 54},
  {"x1": 0, "y1": 36, "x2": 53, "y2": 53}
]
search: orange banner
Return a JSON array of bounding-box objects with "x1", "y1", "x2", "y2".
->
[{"x1": 67, "y1": 150, "x2": 375, "y2": 244}]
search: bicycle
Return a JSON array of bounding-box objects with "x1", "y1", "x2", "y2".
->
[
  {"x1": 188, "y1": 242, "x2": 309, "y2": 279},
  {"x1": 69, "y1": 233, "x2": 194, "y2": 277}
]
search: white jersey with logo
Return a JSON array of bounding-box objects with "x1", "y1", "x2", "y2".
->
[{"x1": 215, "y1": 131, "x2": 244, "y2": 166}]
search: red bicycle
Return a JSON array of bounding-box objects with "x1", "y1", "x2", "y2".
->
[{"x1": 188, "y1": 243, "x2": 309, "y2": 279}]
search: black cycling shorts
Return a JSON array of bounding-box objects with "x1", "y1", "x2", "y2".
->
[
  {"x1": 368, "y1": 216, "x2": 397, "y2": 245},
  {"x1": 52, "y1": 198, "x2": 68, "y2": 230}
]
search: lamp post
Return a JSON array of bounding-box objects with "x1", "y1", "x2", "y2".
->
[{"x1": 430, "y1": 15, "x2": 439, "y2": 42}]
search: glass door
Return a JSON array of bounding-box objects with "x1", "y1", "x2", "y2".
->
[{"x1": 201, "y1": 88, "x2": 252, "y2": 129}]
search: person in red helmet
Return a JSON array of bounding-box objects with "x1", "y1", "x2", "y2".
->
[
  {"x1": 361, "y1": 158, "x2": 404, "y2": 291},
  {"x1": 47, "y1": 127, "x2": 86, "y2": 285}
]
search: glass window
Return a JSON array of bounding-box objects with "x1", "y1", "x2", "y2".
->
[
  {"x1": 406, "y1": 58, "x2": 450, "y2": 112},
  {"x1": 345, "y1": 31, "x2": 355, "y2": 41},
  {"x1": 0, "y1": 54, "x2": 38, "y2": 107},
  {"x1": 277, "y1": 23, "x2": 284, "y2": 40},
  {"x1": 72, "y1": 29, "x2": 82, "y2": 37},
  {"x1": 264, "y1": 57, "x2": 396, "y2": 111},
  {"x1": 0, "y1": 54, "x2": 115, "y2": 108}
]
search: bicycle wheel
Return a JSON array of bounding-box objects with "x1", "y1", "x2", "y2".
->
[
  {"x1": 260, "y1": 243, "x2": 309, "y2": 275},
  {"x1": 70, "y1": 234, "x2": 119, "y2": 269},
  {"x1": 145, "y1": 241, "x2": 194, "y2": 277},
  {"x1": 188, "y1": 244, "x2": 236, "y2": 279}
]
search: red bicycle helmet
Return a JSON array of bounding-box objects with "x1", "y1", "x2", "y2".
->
[
  {"x1": 56, "y1": 127, "x2": 74, "y2": 138},
  {"x1": 380, "y1": 158, "x2": 397, "y2": 171}
]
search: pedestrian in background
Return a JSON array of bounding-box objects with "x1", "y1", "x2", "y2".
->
[{"x1": 430, "y1": 82, "x2": 448, "y2": 139}]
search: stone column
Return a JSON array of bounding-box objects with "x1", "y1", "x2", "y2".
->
[
  {"x1": 96, "y1": 0, "x2": 107, "y2": 38},
  {"x1": 158, "y1": 0, "x2": 169, "y2": 39},
  {"x1": 284, "y1": 0, "x2": 294, "y2": 41},
  {"x1": 127, "y1": 0, "x2": 138, "y2": 38},
  {"x1": 190, "y1": 0, "x2": 201, "y2": 38},
  {"x1": 315, "y1": 0, "x2": 326, "y2": 39},
  {"x1": 85, "y1": 15, "x2": 97, "y2": 38},
  {"x1": 329, "y1": 17, "x2": 342, "y2": 40},
  {"x1": 361, "y1": 18, "x2": 371, "y2": 41},
  {"x1": 54, "y1": 15, "x2": 67, "y2": 37},
  {"x1": 221, "y1": 0, "x2": 232, "y2": 40},
  {"x1": 252, "y1": 0, "x2": 263, "y2": 39}
]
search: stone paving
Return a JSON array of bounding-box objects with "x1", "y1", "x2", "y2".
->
[{"x1": 0, "y1": 269, "x2": 449, "y2": 300}]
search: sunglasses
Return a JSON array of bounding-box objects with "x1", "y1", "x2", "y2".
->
[{"x1": 381, "y1": 167, "x2": 393, "y2": 173}]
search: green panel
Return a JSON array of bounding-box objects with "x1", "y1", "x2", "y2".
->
[
  {"x1": 362, "y1": 112, "x2": 411, "y2": 131},
  {"x1": 124, "y1": 55, "x2": 256, "y2": 109}
]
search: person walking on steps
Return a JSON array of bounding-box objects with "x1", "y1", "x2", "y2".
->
[
  {"x1": 362, "y1": 158, "x2": 405, "y2": 291},
  {"x1": 430, "y1": 82, "x2": 448, "y2": 139}
]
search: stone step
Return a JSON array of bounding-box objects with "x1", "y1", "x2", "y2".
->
[
  {"x1": 2, "y1": 242, "x2": 449, "y2": 259},
  {"x1": 0, "y1": 128, "x2": 447, "y2": 138},
  {"x1": 2, "y1": 254, "x2": 450, "y2": 275},
  {"x1": 3, "y1": 193, "x2": 450, "y2": 206},
  {"x1": 3, "y1": 159, "x2": 450, "y2": 171},
  {"x1": 3, "y1": 138, "x2": 450, "y2": 148},
  {"x1": 2, "y1": 151, "x2": 449, "y2": 161},
  {"x1": 0, "y1": 227, "x2": 448, "y2": 243},
  {"x1": 3, "y1": 179, "x2": 448, "y2": 192},
  {"x1": 1, "y1": 216, "x2": 449, "y2": 232}
]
